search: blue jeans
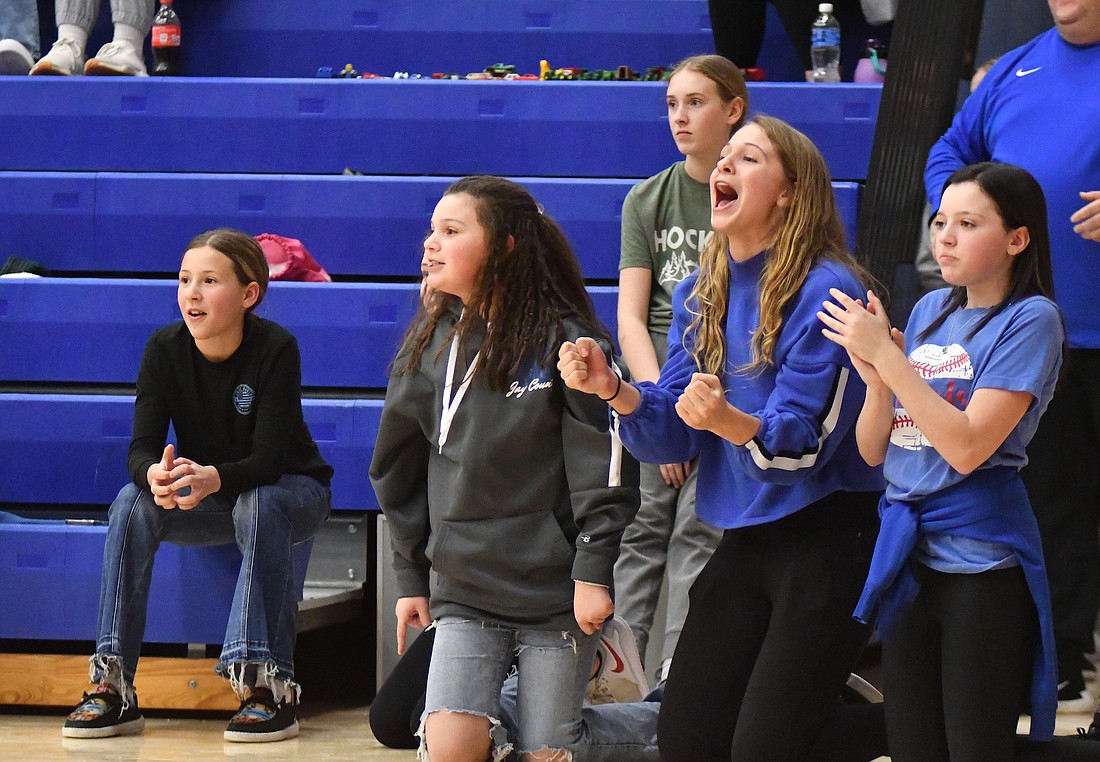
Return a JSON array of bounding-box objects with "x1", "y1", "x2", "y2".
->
[
  {"x1": 92, "y1": 475, "x2": 331, "y2": 704},
  {"x1": 423, "y1": 617, "x2": 659, "y2": 762},
  {"x1": 0, "y1": 0, "x2": 40, "y2": 57}
]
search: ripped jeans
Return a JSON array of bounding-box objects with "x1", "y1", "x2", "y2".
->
[
  {"x1": 421, "y1": 617, "x2": 659, "y2": 762},
  {"x1": 91, "y1": 476, "x2": 331, "y2": 706}
]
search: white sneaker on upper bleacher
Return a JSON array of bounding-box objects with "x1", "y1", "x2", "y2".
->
[
  {"x1": 0, "y1": 38, "x2": 34, "y2": 75},
  {"x1": 29, "y1": 36, "x2": 85, "y2": 76},
  {"x1": 84, "y1": 41, "x2": 148, "y2": 77}
]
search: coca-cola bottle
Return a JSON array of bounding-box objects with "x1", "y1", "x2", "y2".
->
[{"x1": 151, "y1": 0, "x2": 181, "y2": 76}]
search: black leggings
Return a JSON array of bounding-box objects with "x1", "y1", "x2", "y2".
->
[
  {"x1": 368, "y1": 626, "x2": 435, "y2": 749},
  {"x1": 706, "y1": 0, "x2": 889, "y2": 75},
  {"x1": 657, "y1": 490, "x2": 889, "y2": 762},
  {"x1": 884, "y1": 565, "x2": 1035, "y2": 762}
]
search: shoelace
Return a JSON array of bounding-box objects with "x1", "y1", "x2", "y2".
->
[{"x1": 95, "y1": 42, "x2": 131, "y2": 58}]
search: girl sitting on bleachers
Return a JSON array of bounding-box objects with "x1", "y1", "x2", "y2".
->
[{"x1": 61, "y1": 228, "x2": 332, "y2": 744}]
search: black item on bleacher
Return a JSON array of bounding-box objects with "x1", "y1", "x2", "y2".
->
[{"x1": 0, "y1": 255, "x2": 50, "y2": 277}]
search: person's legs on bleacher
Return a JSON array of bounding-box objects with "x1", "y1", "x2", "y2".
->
[
  {"x1": 218, "y1": 474, "x2": 330, "y2": 743},
  {"x1": 0, "y1": 0, "x2": 40, "y2": 75},
  {"x1": 31, "y1": 0, "x2": 152, "y2": 77}
]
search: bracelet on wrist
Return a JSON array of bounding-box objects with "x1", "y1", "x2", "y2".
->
[
  {"x1": 598, "y1": 374, "x2": 622, "y2": 403},
  {"x1": 575, "y1": 580, "x2": 610, "y2": 589}
]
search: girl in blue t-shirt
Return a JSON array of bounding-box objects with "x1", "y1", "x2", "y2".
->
[{"x1": 819, "y1": 162, "x2": 1064, "y2": 759}]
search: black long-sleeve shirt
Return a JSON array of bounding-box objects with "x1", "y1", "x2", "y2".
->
[{"x1": 128, "y1": 315, "x2": 333, "y2": 495}]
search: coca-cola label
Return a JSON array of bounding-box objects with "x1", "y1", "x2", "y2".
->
[{"x1": 152, "y1": 24, "x2": 180, "y2": 48}]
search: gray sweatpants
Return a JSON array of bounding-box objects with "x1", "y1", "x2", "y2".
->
[
  {"x1": 54, "y1": 0, "x2": 152, "y2": 34},
  {"x1": 613, "y1": 330, "x2": 723, "y2": 667}
]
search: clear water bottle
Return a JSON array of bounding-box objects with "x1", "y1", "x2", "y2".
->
[{"x1": 810, "y1": 3, "x2": 841, "y2": 83}]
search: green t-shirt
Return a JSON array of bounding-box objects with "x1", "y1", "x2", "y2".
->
[{"x1": 619, "y1": 161, "x2": 712, "y2": 335}]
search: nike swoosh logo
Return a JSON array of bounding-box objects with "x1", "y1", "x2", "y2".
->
[
  {"x1": 1016, "y1": 67, "x2": 1042, "y2": 77},
  {"x1": 600, "y1": 636, "x2": 626, "y2": 673}
]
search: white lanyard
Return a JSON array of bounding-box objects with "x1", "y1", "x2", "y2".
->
[{"x1": 439, "y1": 332, "x2": 480, "y2": 453}]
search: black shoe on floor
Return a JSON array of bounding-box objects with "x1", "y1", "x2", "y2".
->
[
  {"x1": 224, "y1": 689, "x2": 299, "y2": 743},
  {"x1": 1078, "y1": 711, "x2": 1100, "y2": 740},
  {"x1": 62, "y1": 684, "x2": 145, "y2": 738},
  {"x1": 1059, "y1": 672, "x2": 1098, "y2": 714}
]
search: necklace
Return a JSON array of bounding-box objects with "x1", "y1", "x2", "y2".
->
[{"x1": 943, "y1": 308, "x2": 984, "y2": 352}]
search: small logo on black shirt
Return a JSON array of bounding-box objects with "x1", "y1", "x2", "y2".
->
[{"x1": 233, "y1": 384, "x2": 255, "y2": 415}]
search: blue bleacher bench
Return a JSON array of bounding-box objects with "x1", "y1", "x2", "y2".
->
[
  {"x1": 175, "y1": 0, "x2": 717, "y2": 79},
  {"x1": 0, "y1": 393, "x2": 381, "y2": 510},
  {"x1": 0, "y1": 80, "x2": 880, "y2": 181},
  {"x1": 0, "y1": 279, "x2": 619, "y2": 388},
  {"x1": 0, "y1": 520, "x2": 311, "y2": 643},
  {"x1": 0, "y1": 173, "x2": 862, "y2": 278}
]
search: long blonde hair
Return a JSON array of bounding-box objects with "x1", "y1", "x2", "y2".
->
[{"x1": 686, "y1": 115, "x2": 871, "y2": 375}]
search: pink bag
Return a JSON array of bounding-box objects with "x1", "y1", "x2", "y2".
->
[{"x1": 255, "y1": 233, "x2": 333, "y2": 283}]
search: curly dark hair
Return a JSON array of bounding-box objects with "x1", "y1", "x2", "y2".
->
[{"x1": 395, "y1": 175, "x2": 608, "y2": 389}]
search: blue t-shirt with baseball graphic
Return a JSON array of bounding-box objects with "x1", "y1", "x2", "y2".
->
[{"x1": 885, "y1": 291, "x2": 1062, "y2": 504}]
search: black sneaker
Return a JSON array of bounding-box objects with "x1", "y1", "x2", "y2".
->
[
  {"x1": 223, "y1": 689, "x2": 299, "y2": 743},
  {"x1": 62, "y1": 684, "x2": 145, "y2": 738},
  {"x1": 1077, "y1": 711, "x2": 1100, "y2": 740},
  {"x1": 1059, "y1": 673, "x2": 1098, "y2": 714}
]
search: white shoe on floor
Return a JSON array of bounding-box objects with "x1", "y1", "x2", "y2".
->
[
  {"x1": 0, "y1": 38, "x2": 34, "y2": 75},
  {"x1": 585, "y1": 615, "x2": 650, "y2": 705},
  {"x1": 84, "y1": 41, "x2": 148, "y2": 77},
  {"x1": 30, "y1": 36, "x2": 85, "y2": 76}
]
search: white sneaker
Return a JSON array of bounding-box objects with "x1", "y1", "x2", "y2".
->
[
  {"x1": 585, "y1": 615, "x2": 650, "y2": 705},
  {"x1": 84, "y1": 41, "x2": 147, "y2": 77},
  {"x1": 30, "y1": 36, "x2": 85, "y2": 76},
  {"x1": 0, "y1": 38, "x2": 34, "y2": 75}
]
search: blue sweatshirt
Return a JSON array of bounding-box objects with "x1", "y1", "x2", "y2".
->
[
  {"x1": 925, "y1": 28, "x2": 1100, "y2": 348},
  {"x1": 619, "y1": 252, "x2": 883, "y2": 529}
]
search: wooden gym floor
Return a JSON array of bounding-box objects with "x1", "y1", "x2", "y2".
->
[{"x1": 0, "y1": 701, "x2": 1093, "y2": 761}]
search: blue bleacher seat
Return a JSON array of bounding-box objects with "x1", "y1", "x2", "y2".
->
[
  {"x1": 177, "y1": 0, "x2": 717, "y2": 79},
  {"x1": 0, "y1": 173, "x2": 862, "y2": 278},
  {"x1": 0, "y1": 521, "x2": 312, "y2": 643},
  {"x1": 0, "y1": 279, "x2": 619, "y2": 388},
  {"x1": 0, "y1": 80, "x2": 880, "y2": 180},
  {"x1": 0, "y1": 393, "x2": 380, "y2": 510}
]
